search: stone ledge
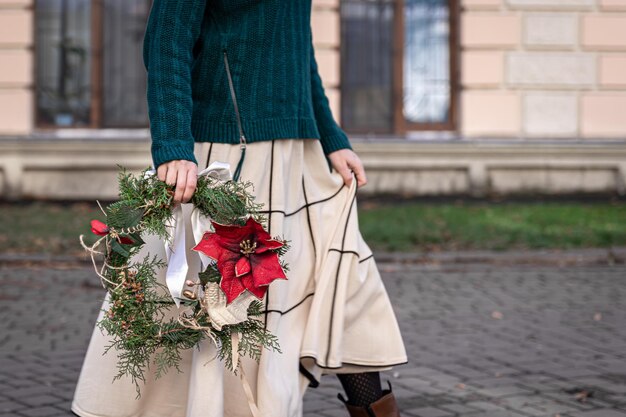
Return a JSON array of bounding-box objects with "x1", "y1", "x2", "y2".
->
[
  {"x1": 2, "y1": 246, "x2": 625, "y2": 268},
  {"x1": 375, "y1": 246, "x2": 626, "y2": 267},
  {"x1": 1, "y1": 137, "x2": 626, "y2": 199}
]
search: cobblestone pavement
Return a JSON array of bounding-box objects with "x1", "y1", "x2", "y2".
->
[{"x1": 1, "y1": 256, "x2": 626, "y2": 417}]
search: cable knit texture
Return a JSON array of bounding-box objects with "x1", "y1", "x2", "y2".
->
[{"x1": 143, "y1": 0, "x2": 352, "y2": 169}]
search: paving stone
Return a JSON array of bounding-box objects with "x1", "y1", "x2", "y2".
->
[
  {"x1": 398, "y1": 367, "x2": 445, "y2": 377},
  {"x1": 541, "y1": 391, "x2": 596, "y2": 411},
  {"x1": 320, "y1": 409, "x2": 350, "y2": 417},
  {"x1": 465, "y1": 401, "x2": 510, "y2": 412},
  {"x1": 435, "y1": 380, "x2": 474, "y2": 392},
  {"x1": 411, "y1": 385, "x2": 449, "y2": 396},
  {"x1": 476, "y1": 385, "x2": 534, "y2": 398},
  {"x1": 394, "y1": 376, "x2": 434, "y2": 388},
  {"x1": 474, "y1": 376, "x2": 527, "y2": 388},
  {"x1": 302, "y1": 396, "x2": 334, "y2": 414},
  {"x1": 19, "y1": 406, "x2": 66, "y2": 417},
  {"x1": 498, "y1": 394, "x2": 547, "y2": 408},
  {"x1": 20, "y1": 395, "x2": 61, "y2": 408},
  {"x1": 2, "y1": 263, "x2": 626, "y2": 417},
  {"x1": 4, "y1": 386, "x2": 56, "y2": 400},
  {"x1": 604, "y1": 386, "x2": 626, "y2": 395},
  {"x1": 405, "y1": 406, "x2": 454, "y2": 417},
  {"x1": 607, "y1": 395, "x2": 626, "y2": 404},
  {"x1": 0, "y1": 400, "x2": 26, "y2": 413},
  {"x1": 530, "y1": 400, "x2": 580, "y2": 415},
  {"x1": 424, "y1": 374, "x2": 462, "y2": 384},
  {"x1": 476, "y1": 412, "x2": 527, "y2": 417},
  {"x1": 571, "y1": 409, "x2": 626, "y2": 417},
  {"x1": 546, "y1": 368, "x2": 606, "y2": 379},
  {"x1": 51, "y1": 399, "x2": 73, "y2": 415},
  {"x1": 435, "y1": 364, "x2": 488, "y2": 380},
  {"x1": 440, "y1": 403, "x2": 480, "y2": 414}
]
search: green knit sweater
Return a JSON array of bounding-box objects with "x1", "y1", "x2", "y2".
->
[{"x1": 143, "y1": 0, "x2": 352, "y2": 169}]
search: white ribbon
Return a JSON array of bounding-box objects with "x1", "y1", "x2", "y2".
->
[
  {"x1": 232, "y1": 333, "x2": 262, "y2": 417},
  {"x1": 144, "y1": 161, "x2": 232, "y2": 307}
]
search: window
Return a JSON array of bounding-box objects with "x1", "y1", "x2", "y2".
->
[
  {"x1": 35, "y1": 0, "x2": 151, "y2": 128},
  {"x1": 340, "y1": 0, "x2": 458, "y2": 134}
]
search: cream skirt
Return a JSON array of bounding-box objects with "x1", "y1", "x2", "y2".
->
[{"x1": 71, "y1": 138, "x2": 407, "y2": 417}]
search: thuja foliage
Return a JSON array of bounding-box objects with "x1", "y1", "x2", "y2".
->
[
  {"x1": 214, "y1": 301, "x2": 281, "y2": 370},
  {"x1": 88, "y1": 166, "x2": 281, "y2": 399},
  {"x1": 113, "y1": 164, "x2": 265, "y2": 239}
]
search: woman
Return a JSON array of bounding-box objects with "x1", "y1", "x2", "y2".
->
[{"x1": 71, "y1": 1, "x2": 407, "y2": 416}]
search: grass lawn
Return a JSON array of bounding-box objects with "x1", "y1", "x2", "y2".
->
[
  {"x1": 0, "y1": 199, "x2": 625, "y2": 256},
  {"x1": 358, "y1": 199, "x2": 626, "y2": 252}
]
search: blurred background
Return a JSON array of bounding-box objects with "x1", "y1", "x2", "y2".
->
[
  {"x1": 0, "y1": 0, "x2": 625, "y2": 255},
  {"x1": 1, "y1": 0, "x2": 626, "y2": 198},
  {"x1": 1, "y1": 2, "x2": 626, "y2": 417}
]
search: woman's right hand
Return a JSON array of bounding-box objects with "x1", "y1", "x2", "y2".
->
[{"x1": 157, "y1": 160, "x2": 198, "y2": 204}]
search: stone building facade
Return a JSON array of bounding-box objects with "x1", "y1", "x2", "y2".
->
[
  {"x1": 462, "y1": 0, "x2": 626, "y2": 139},
  {"x1": 0, "y1": 0, "x2": 625, "y2": 200}
]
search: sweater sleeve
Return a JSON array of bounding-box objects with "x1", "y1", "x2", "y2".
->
[
  {"x1": 143, "y1": 0, "x2": 207, "y2": 170},
  {"x1": 309, "y1": 35, "x2": 353, "y2": 155}
]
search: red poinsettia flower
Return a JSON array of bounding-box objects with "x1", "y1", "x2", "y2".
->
[
  {"x1": 91, "y1": 219, "x2": 109, "y2": 235},
  {"x1": 90, "y1": 219, "x2": 134, "y2": 245},
  {"x1": 192, "y1": 216, "x2": 287, "y2": 304}
]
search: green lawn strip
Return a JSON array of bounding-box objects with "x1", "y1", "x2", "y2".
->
[
  {"x1": 357, "y1": 202, "x2": 626, "y2": 252},
  {"x1": 0, "y1": 201, "x2": 105, "y2": 256},
  {"x1": 0, "y1": 201, "x2": 625, "y2": 255}
]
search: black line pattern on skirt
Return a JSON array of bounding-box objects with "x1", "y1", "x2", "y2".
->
[
  {"x1": 300, "y1": 356, "x2": 409, "y2": 371},
  {"x1": 299, "y1": 363, "x2": 320, "y2": 388},
  {"x1": 200, "y1": 142, "x2": 372, "y2": 317},
  {"x1": 302, "y1": 174, "x2": 317, "y2": 259},
  {"x1": 359, "y1": 254, "x2": 374, "y2": 264},
  {"x1": 204, "y1": 142, "x2": 214, "y2": 169},
  {"x1": 298, "y1": 356, "x2": 409, "y2": 389},
  {"x1": 260, "y1": 249, "x2": 373, "y2": 316},
  {"x1": 263, "y1": 292, "x2": 315, "y2": 316},
  {"x1": 328, "y1": 248, "x2": 374, "y2": 264},
  {"x1": 257, "y1": 184, "x2": 345, "y2": 217},
  {"x1": 325, "y1": 187, "x2": 358, "y2": 365},
  {"x1": 264, "y1": 140, "x2": 275, "y2": 330},
  {"x1": 264, "y1": 182, "x2": 372, "y2": 314}
]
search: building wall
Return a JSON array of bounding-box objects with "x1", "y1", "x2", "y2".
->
[
  {"x1": 311, "y1": 0, "x2": 342, "y2": 122},
  {"x1": 3, "y1": 1, "x2": 626, "y2": 140},
  {"x1": 461, "y1": 0, "x2": 626, "y2": 138},
  {"x1": 1, "y1": 0, "x2": 626, "y2": 199},
  {"x1": 0, "y1": 0, "x2": 33, "y2": 135}
]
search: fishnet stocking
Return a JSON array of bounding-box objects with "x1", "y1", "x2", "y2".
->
[{"x1": 337, "y1": 372, "x2": 383, "y2": 407}]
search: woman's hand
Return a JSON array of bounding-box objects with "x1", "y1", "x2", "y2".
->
[
  {"x1": 327, "y1": 149, "x2": 367, "y2": 188},
  {"x1": 157, "y1": 160, "x2": 198, "y2": 204}
]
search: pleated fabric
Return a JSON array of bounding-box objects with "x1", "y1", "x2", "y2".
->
[{"x1": 71, "y1": 138, "x2": 407, "y2": 417}]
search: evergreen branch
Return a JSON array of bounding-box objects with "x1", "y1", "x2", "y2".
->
[{"x1": 81, "y1": 166, "x2": 287, "y2": 398}]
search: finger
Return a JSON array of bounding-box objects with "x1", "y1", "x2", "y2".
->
[
  {"x1": 350, "y1": 160, "x2": 367, "y2": 187},
  {"x1": 338, "y1": 164, "x2": 353, "y2": 187},
  {"x1": 173, "y1": 167, "x2": 187, "y2": 204},
  {"x1": 182, "y1": 168, "x2": 197, "y2": 203},
  {"x1": 165, "y1": 163, "x2": 177, "y2": 187},
  {"x1": 157, "y1": 164, "x2": 167, "y2": 182}
]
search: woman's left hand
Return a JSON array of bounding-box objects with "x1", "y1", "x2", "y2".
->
[{"x1": 327, "y1": 148, "x2": 367, "y2": 188}]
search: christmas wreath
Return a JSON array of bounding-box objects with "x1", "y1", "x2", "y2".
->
[{"x1": 79, "y1": 163, "x2": 289, "y2": 398}]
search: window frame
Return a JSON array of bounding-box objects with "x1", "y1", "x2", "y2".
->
[
  {"x1": 33, "y1": 0, "x2": 144, "y2": 130},
  {"x1": 394, "y1": 0, "x2": 459, "y2": 133},
  {"x1": 340, "y1": 0, "x2": 459, "y2": 135}
]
